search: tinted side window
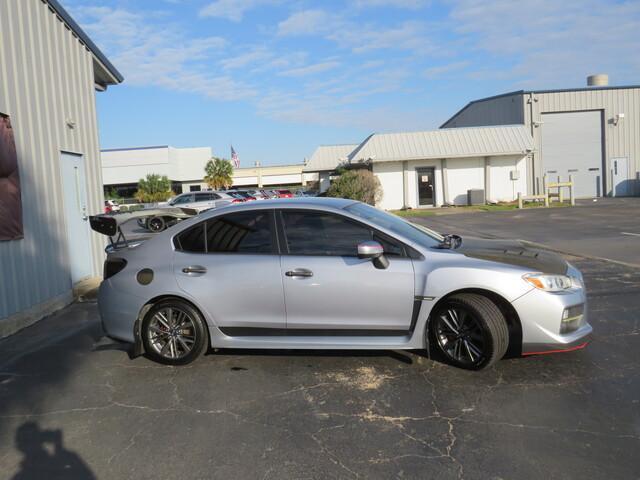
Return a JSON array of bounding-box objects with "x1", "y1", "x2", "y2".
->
[
  {"x1": 176, "y1": 223, "x2": 206, "y2": 253},
  {"x1": 374, "y1": 233, "x2": 404, "y2": 257},
  {"x1": 173, "y1": 194, "x2": 193, "y2": 205},
  {"x1": 206, "y1": 211, "x2": 273, "y2": 253},
  {"x1": 282, "y1": 211, "x2": 372, "y2": 256}
]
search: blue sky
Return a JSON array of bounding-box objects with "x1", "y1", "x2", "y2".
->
[{"x1": 66, "y1": 0, "x2": 640, "y2": 166}]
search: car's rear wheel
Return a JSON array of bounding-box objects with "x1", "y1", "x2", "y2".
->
[
  {"x1": 429, "y1": 293, "x2": 508, "y2": 370},
  {"x1": 147, "y1": 216, "x2": 166, "y2": 232},
  {"x1": 142, "y1": 299, "x2": 207, "y2": 365}
]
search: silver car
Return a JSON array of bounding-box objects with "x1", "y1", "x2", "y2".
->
[
  {"x1": 95, "y1": 198, "x2": 592, "y2": 370},
  {"x1": 139, "y1": 191, "x2": 238, "y2": 232}
]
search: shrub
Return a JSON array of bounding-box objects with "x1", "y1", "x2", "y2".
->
[
  {"x1": 326, "y1": 169, "x2": 382, "y2": 205},
  {"x1": 134, "y1": 174, "x2": 173, "y2": 203}
]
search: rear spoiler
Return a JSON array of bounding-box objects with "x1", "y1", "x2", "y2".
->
[{"x1": 89, "y1": 208, "x2": 197, "y2": 252}]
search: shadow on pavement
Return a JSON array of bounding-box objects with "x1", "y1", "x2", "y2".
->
[{"x1": 11, "y1": 421, "x2": 95, "y2": 480}]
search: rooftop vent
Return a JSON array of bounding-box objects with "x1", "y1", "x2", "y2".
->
[{"x1": 587, "y1": 74, "x2": 609, "y2": 87}]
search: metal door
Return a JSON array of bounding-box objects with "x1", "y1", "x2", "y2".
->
[
  {"x1": 278, "y1": 210, "x2": 415, "y2": 332},
  {"x1": 417, "y1": 167, "x2": 435, "y2": 206},
  {"x1": 173, "y1": 211, "x2": 286, "y2": 330},
  {"x1": 540, "y1": 111, "x2": 603, "y2": 198},
  {"x1": 59, "y1": 152, "x2": 92, "y2": 283},
  {"x1": 612, "y1": 157, "x2": 631, "y2": 197}
]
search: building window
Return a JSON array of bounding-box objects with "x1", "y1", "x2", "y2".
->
[{"x1": 189, "y1": 185, "x2": 201, "y2": 192}]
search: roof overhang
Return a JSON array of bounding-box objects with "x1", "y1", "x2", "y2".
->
[{"x1": 46, "y1": 0, "x2": 124, "y2": 87}]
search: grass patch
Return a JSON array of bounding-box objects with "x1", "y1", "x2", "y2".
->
[{"x1": 392, "y1": 201, "x2": 571, "y2": 217}]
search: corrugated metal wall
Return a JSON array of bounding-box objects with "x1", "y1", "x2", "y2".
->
[
  {"x1": 526, "y1": 89, "x2": 640, "y2": 195},
  {"x1": 441, "y1": 93, "x2": 525, "y2": 128},
  {"x1": 442, "y1": 87, "x2": 640, "y2": 196},
  {"x1": 0, "y1": 0, "x2": 105, "y2": 319}
]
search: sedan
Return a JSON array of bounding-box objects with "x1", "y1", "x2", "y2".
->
[{"x1": 95, "y1": 198, "x2": 591, "y2": 370}]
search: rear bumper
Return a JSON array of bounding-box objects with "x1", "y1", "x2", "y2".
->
[{"x1": 98, "y1": 280, "x2": 146, "y2": 344}]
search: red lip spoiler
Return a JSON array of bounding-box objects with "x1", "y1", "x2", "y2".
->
[{"x1": 522, "y1": 342, "x2": 589, "y2": 356}]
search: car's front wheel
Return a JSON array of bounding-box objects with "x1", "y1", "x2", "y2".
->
[
  {"x1": 142, "y1": 299, "x2": 208, "y2": 365},
  {"x1": 429, "y1": 293, "x2": 509, "y2": 370}
]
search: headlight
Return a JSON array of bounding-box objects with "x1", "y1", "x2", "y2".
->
[{"x1": 523, "y1": 273, "x2": 582, "y2": 292}]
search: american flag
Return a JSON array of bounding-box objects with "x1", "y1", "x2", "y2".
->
[{"x1": 231, "y1": 145, "x2": 239, "y2": 168}]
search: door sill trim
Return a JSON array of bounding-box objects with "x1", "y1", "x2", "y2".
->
[{"x1": 219, "y1": 327, "x2": 411, "y2": 337}]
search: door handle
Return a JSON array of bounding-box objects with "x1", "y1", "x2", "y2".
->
[
  {"x1": 285, "y1": 269, "x2": 313, "y2": 278},
  {"x1": 182, "y1": 266, "x2": 207, "y2": 274}
]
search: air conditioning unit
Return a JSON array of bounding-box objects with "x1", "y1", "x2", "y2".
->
[{"x1": 467, "y1": 189, "x2": 485, "y2": 206}]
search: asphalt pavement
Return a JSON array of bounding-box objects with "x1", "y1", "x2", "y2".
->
[
  {"x1": 407, "y1": 198, "x2": 640, "y2": 267},
  {"x1": 1, "y1": 201, "x2": 639, "y2": 479}
]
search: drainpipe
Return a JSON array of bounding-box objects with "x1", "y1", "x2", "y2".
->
[
  {"x1": 484, "y1": 157, "x2": 491, "y2": 202},
  {"x1": 402, "y1": 161, "x2": 408, "y2": 209},
  {"x1": 441, "y1": 159, "x2": 449, "y2": 205},
  {"x1": 528, "y1": 92, "x2": 536, "y2": 194}
]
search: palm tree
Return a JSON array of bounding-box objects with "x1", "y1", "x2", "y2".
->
[{"x1": 204, "y1": 157, "x2": 234, "y2": 190}]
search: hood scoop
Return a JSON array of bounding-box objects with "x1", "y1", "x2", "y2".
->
[{"x1": 458, "y1": 237, "x2": 568, "y2": 275}]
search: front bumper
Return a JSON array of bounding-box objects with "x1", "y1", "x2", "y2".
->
[{"x1": 512, "y1": 286, "x2": 592, "y2": 355}]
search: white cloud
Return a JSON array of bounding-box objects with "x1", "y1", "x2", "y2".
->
[
  {"x1": 199, "y1": 0, "x2": 276, "y2": 22},
  {"x1": 448, "y1": 0, "x2": 640, "y2": 86},
  {"x1": 220, "y1": 46, "x2": 274, "y2": 70},
  {"x1": 352, "y1": 0, "x2": 429, "y2": 9},
  {"x1": 424, "y1": 60, "x2": 470, "y2": 79},
  {"x1": 73, "y1": 6, "x2": 256, "y2": 101},
  {"x1": 279, "y1": 61, "x2": 341, "y2": 77},
  {"x1": 277, "y1": 10, "x2": 337, "y2": 36}
]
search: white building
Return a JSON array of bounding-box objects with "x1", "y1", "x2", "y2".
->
[
  {"x1": 303, "y1": 127, "x2": 532, "y2": 211},
  {"x1": 303, "y1": 144, "x2": 359, "y2": 192},
  {"x1": 102, "y1": 146, "x2": 212, "y2": 196},
  {"x1": 102, "y1": 146, "x2": 312, "y2": 194},
  {"x1": 348, "y1": 125, "x2": 532, "y2": 210}
]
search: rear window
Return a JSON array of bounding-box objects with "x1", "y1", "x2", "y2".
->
[{"x1": 175, "y1": 211, "x2": 274, "y2": 254}]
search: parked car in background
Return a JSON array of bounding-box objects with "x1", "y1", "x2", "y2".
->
[
  {"x1": 295, "y1": 189, "x2": 317, "y2": 197},
  {"x1": 260, "y1": 190, "x2": 278, "y2": 199},
  {"x1": 232, "y1": 190, "x2": 258, "y2": 201},
  {"x1": 93, "y1": 198, "x2": 591, "y2": 369},
  {"x1": 222, "y1": 190, "x2": 255, "y2": 202},
  {"x1": 138, "y1": 191, "x2": 239, "y2": 232},
  {"x1": 244, "y1": 189, "x2": 269, "y2": 200},
  {"x1": 104, "y1": 200, "x2": 121, "y2": 214},
  {"x1": 275, "y1": 189, "x2": 293, "y2": 198}
]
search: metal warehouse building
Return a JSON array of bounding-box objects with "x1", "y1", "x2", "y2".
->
[
  {"x1": 0, "y1": 0, "x2": 122, "y2": 336},
  {"x1": 442, "y1": 77, "x2": 640, "y2": 198}
]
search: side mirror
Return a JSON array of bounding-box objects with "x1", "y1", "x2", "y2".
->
[{"x1": 357, "y1": 241, "x2": 389, "y2": 270}]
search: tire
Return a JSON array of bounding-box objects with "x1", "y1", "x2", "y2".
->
[
  {"x1": 428, "y1": 293, "x2": 509, "y2": 370},
  {"x1": 142, "y1": 299, "x2": 208, "y2": 365},
  {"x1": 147, "y1": 216, "x2": 166, "y2": 232}
]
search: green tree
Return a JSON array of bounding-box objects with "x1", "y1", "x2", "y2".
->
[
  {"x1": 134, "y1": 174, "x2": 174, "y2": 203},
  {"x1": 105, "y1": 188, "x2": 122, "y2": 201},
  {"x1": 326, "y1": 169, "x2": 382, "y2": 206},
  {"x1": 204, "y1": 157, "x2": 234, "y2": 190}
]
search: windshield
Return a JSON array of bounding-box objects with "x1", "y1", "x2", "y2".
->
[{"x1": 344, "y1": 202, "x2": 443, "y2": 249}]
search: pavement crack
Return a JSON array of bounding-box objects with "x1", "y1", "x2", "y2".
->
[{"x1": 310, "y1": 424, "x2": 361, "y2": 479}]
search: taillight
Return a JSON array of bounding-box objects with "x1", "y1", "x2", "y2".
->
[
  {"x1": 104, "y1": 258, "x2": 127, "y2": 279},
  {"x1": 231, "y1": 199, "x2": 243, "y2": 204}
]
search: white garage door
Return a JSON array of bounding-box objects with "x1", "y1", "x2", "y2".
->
[{"x1": 540, "y1": 111, "x2": 603, "y2": 198}]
